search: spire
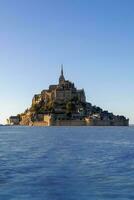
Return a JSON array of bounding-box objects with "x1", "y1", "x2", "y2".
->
[
  {"x1": 61, "y1": 64, "x2": 64, "y2": 76},
  {"x1": 59, "y1": 64, "x2": 65, "y2": 84}
]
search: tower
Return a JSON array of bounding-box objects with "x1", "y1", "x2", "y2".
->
[{"x1": 59, "y1": 64, "x2": 65, "y2": 84}]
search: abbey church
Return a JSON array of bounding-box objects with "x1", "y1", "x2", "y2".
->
[{"x1": 32, "y1": 66, "x2": 86, "y2": 107}]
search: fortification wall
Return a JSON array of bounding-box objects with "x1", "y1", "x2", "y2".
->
[
  {"x1": 31, "y1": 121, "x2": 48, "y2": 126},
  {"x1": 20, "y1": 115, "x2": 129, "y2": 126},
  {"x1": 112, "y1": 120, "x2": 129, "y2": 126},
  {"x1": 85, "y1": 118, "x2": 129, "y2": 126},
  {"x1": 52, "y1": 119, "x2": 86, "y2": 126}
]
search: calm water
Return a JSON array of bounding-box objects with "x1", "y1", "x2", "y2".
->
[{"x1": 0, "y1": 126, "x2": 134, "y2": 200}]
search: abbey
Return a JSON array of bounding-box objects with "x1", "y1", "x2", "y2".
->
[
  {"x1": 32, "y1": 65, "x2": 86, "y2": 110},
  {"x1": 8, "y1": 66, "x2": 129, "y2": 126}
]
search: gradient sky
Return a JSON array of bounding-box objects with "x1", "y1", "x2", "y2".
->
[{"x1": 0, "y1": 0, "x2": 134, "y2": 124}]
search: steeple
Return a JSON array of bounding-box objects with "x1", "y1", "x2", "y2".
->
[
  {"x1": 59, "y1": 64, "x2": 65, "y2": 84},
  {"x1": 61, "y1": 64, "x2": 63, "y2": 76}
]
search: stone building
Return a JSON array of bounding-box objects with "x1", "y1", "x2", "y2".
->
[
  {"x1": 8, "y1": 116, "x2": 20, "y2": 125},
  {"x1": 32, "y1": 65, "x2": 86, "y2": 107}
]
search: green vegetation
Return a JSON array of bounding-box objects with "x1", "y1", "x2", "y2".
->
[{"x1": 66, "y1": 101, "x2": 76, "y2": 114}]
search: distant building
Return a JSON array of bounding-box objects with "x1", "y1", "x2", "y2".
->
[{"x1": 8, "y1": 116, "x2": 20, "y2": 125}]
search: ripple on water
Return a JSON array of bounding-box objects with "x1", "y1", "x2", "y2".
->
[{"x1": 0, "y1": 126, "x2": 134, "y2": 200}]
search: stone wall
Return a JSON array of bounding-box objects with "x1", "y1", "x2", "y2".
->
[
  {"x1": 44, "y1": 115, "x2": 52, "y2": 126},
  {"x1": 85, "y1": 118, "x2": 129, "y2": 126},
  {"x1": 31, "y1": 121, "x2": 48, "y2": 126},
  {"x1": 20, "y1": 115, "x2": 129, "y2": 126},
  {"x1": 52, "y1": 119, "x2": 86, "y2": 126}
]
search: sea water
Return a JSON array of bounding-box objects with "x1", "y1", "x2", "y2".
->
[{"x1": 0, "y1": 126, "x2": 134, "y2": 200}]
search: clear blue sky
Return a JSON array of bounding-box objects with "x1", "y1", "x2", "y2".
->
[{"x1": 0, "y1": 0, "x2": 134, "y2": 124}]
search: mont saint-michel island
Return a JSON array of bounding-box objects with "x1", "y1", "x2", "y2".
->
[{"x1": 8, "y1": 67, "x2": 129, "y2": 126}]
